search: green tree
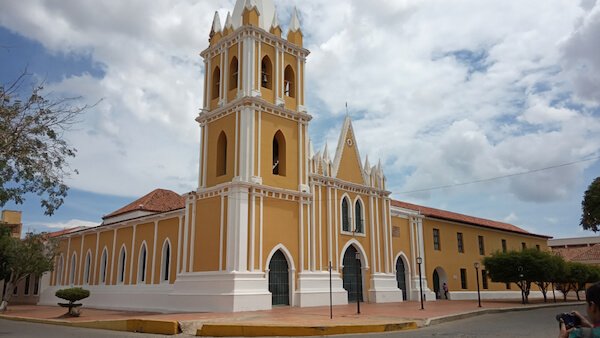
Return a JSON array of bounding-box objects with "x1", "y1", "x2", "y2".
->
[
  {"x1": 530, "y1": 250, "x2": 564, "y2": 302},
  {"x1": 0, "y1": 72, "x2": 88, "y2": 215},
  {"x1": 556, "y1": 261, "x2": 576, "y2": 301},
  {"x1": 0, "y1": 231, "x2": 58, "y2": 311},
  {"x1": 581, "y1": 177, "x2": 600, "y2": 232},
  {"x1": 56, "y1": 287, "x2": 90, "y2": 317},
  {"x1": 483, "y1": 249, "x2": 538, "y2": 304}
]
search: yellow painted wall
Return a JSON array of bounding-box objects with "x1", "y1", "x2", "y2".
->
[
  {"x1": 132, "y1": 222, "x2": 155, "y2": 284},
  {"x1": 335, "y1": 129, "x2": 365, "y2": 185},
  {"x1": 260, "y1": 113, "x2": 298, "y2": 190},
  {"x1": 155, "y1": 217, "x2": 180, "y2": 283},
  {"x1": 422, "y1": 218, "x2": 548, "y2": 293},
  {"x1": 261, "y1": 197, "x2": 299, "y2": 270},
  {"x1": 206, "y1": 114, "x2": 236, "y2": 187},
  {"x1": 391, "y1": 216, "x2": 413, "y2": 267},
  {"x1": 66, "y1": 237, "x2": 82, "y2": 285},
  {"x1": 114, "y1": 226, "x2": 133, "y2": 285},
  {"x1": 260, "y1": 42, "x2": 275, "y2": 103},
  {"x1": 283, "y1": 53, "x2": 298, "y2": 110},
  {"x1": 194, "y1": 196, "x2": 222, "y2": 272},
  {"x1": 96, "y1": 230, "x2": 115, "y2": 285},
  {"x1": 209, "y1": 54, "x2": 222, "y2": 110},
  {"x1": 79, "y1": 233, "x2": 97, "y2": 284},
  {"x1": 227, "y1": 44, "x2": 240, "y2": 102}
]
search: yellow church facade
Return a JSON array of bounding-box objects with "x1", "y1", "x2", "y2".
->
[{"x1": 38, "y1": 0, "x2": 549, "y2": 312}]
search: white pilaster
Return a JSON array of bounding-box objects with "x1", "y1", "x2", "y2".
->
[{"x1": 226, "y1": 186, "x2": 249, "y2": 272}]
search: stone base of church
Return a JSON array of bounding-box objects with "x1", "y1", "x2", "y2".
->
[
  {"x1": 40, "y1": 271, "x2": 272, "y2": 313},
  {"x1": 410, "y1": 277, "x2": 437, "y2": 302},
  {"x1": 295, "y1": 271, "x2": 348, "y2": 307},
  {"x1": 170, "y1": 271, "x2": 271, "y2": 312},
  {"x1": 368, "y1": 273, "x2": 404, "y2": 303}
]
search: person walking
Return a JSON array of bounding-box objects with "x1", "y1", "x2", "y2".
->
[{"x1": 443, "y1": 282, "x2": 449, "y2": 300}]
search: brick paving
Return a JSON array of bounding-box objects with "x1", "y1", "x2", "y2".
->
[{"x1": 2, "y1": 297, "x2": 583, "y2": 333}]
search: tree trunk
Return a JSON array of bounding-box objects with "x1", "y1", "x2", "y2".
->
[{"x1": 0, "y1": 281, "x2": 13, "y2": 312}]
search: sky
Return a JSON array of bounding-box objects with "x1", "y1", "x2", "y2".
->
[{"x1": 1, "y1": 0, "x2": 599, "y2": 239}]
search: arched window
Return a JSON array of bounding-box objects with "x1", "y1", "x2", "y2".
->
[
  {"x1": 342, "y1": 197, "x2": 351, "y2": 232},
  {"x1": 212, "y1": 66, "x2": 221, "y2": 100},
  {"x1": 217, "y1": 131, "x2": 227, "y2": 176},
  {"x1": 161, "y1": 239, "x2": 171, "y2": 283},
  {"x1": 117, "y1": 246, "x2": 127, "y2": 284},
  {"x1": 229, "y1": 57, "x2": 238, "y2": 90},
  {"x1": 69, "y1": 253, "x2": 77, "y2": 285},
  {"x1": 354, "y1": 199, "x2": 364, "y2": 233},
  {"x1": 272, "y1": 130, "x2": 286, "y2": 176},
  {"x1": 100, "y1": 248, "x2": 108, "y2": 285},
  {"x1": 284, "y1": 65, "x2": 295, "y2": 98},
  {"x1": 56, "y1": 255, "x2": 64, "y2": 286},
  {"x1": 261, "y1": 56, "x2": 272, "y2": 89},
  {"x1": 84, "y1": 251, "x2": 92, "y2": 285},
  {"x1": 138, "y1": 243, "x2": 147, "y2": 284}
]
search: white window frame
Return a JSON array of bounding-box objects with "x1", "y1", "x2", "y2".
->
[
  {"x1": 138, "y1": 241, "x2": 148, "y2": 284},
  {"x1": 117, "y1": 245, "x2": 127, "y2": 285},
  {"x1": 99, "y1": 247, "x2": 108, "y2": 285},
  {"x1": 340, "y1": 194, "x2": 353, "y2": 235},
  {"x1": 160, "y1": 238, "x2": 172, "y2": 284},
  {"x1": 69, "y1": 252, "x2": 77, "y2": 286}
]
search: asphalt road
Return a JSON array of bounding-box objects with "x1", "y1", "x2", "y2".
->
[
  {"x1": 366, "y1": 304, "x2": 587, "y2": 338},
  {"x1": 0, "y1": 304, "x2": 587, "y2": 337}
]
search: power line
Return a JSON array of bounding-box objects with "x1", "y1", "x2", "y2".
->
[{"x1": 397, "y1": 155, "x2": 600, "y2": 195}]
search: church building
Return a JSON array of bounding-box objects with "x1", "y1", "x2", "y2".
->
[{"x1": 38, "y1": 0, "x2": 550, "y2": 312}]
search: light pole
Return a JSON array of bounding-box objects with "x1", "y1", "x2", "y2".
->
[
  {"x1": 355, "y1": 251, "x2": 361, "y2": 314},
  {"x1": 474, "y1": 262, "x2": 481, "y2": 308},
  {"x1": 417, "y1": 256, "x2": 424, "y2": 310}
]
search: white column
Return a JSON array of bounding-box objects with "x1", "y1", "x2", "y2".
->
[
  {"x1": 110, "y1": 229, "x2": 117, "y2": 283},
  {"x1": 226, "y1": 186, "x2": 249, "y2": 271},
  {"x1": 93, "y1": 232, "x2": 100, "y2": 285},
  {"x1": 189, "y1": 196, "x2": 197, "y2": 272},
  {"x1": 176, "y1": 215, "x2": 183, "y2": 275},
  {"x1": 129, "y1": 224, "x2": 137, "y2": 283}
]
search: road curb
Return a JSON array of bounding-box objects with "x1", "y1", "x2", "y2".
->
[
  {"x1": 0, "y1": 314, "x2": 180, "y2": 335},
  {"x1": 196, "y1": 321, "x2": 418, "y2": 337},
  {"x1": 425, "y1": 301, "x2": 586, "y2": 327}
]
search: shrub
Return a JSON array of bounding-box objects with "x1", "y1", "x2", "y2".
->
[{"x1": 55, "y1": 287, "x2": 90, "y2": 303}]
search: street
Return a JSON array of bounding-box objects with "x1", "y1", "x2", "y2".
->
[{"x1": 0, "y1": 304, "x2": 586, "y2": 337}]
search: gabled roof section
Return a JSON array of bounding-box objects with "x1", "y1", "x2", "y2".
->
[
  {"x1": 47, "y1": 226, "x2": 87, "y2": 238},
  {"x1": 331, "y1": 116, "x2": 368, "y2": 185},
  {"x1": 103, "y1": 189, "x2": 185, "y2": 220},
  {"x1": 571, "y1": 244, "x2": 600, "y2": 262},
  {"x1": 391, "y1": 200, "x2": 551, "y2": 239}
]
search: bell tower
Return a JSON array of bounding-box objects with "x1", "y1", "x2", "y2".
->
[{"x1": 178, "y1": 0, "x2": 312, "y2": 311}]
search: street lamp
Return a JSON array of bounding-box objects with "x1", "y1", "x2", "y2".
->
[
  {"x1": 416, "y1": 256, "x2": 424, "y2": 310},
  {"x1": 355, "y1": 251, "x2": 361, "y2": 314},
  {"x1": 474, "y1": 262, "x2": 481, "y2": 308}
]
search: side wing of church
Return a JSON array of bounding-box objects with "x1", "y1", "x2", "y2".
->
[{"x1": 38, "y1": 0, "x2": 550, "y2": 312}]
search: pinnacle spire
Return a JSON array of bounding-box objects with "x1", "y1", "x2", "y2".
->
[
  {"x1": 288, "y1": 7, "x2": 301, "y2": 32},
  {"x1": 323, "y1": 143, "x2": 329, "y2": 162},
  {"x1": 364, "y1": 155, "x2": 371, "y2": 172},
  {"x1": 224, "y1": 11, "x2": 233, "y2": 30},
  {"x1": 244, "y1": 0, "x2": 259, "y2": 12},
  {"x1": 271, "y1": 11, "x2": 280, "y2": 29},
  {"x1": 211, "y1": 11, "x2": 222, "y2": 34}
]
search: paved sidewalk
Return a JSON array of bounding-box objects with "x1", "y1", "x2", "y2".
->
[{"x1": 0, "y1": 298, "x2": 584, "y2": 336}]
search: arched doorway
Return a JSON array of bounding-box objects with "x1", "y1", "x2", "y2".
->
[
  {"x1": 395, "y1": 257, "x2": 408, "y2": 300},
  {"x1": 342, "y1": 246, "x2": 363, "y2": 302},
  {"x1": 433, "y1": 267, "x2": 448, "y2": 299},
  {"x1": 268, "y1": 250, "x2": 289, "y2": 306}
]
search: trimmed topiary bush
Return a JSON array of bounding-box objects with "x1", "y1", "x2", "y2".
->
[{"x1": 56, "y1": 287, "x2": 90, "y2": 317}]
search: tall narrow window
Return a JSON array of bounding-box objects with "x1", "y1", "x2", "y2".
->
[
  {"x1": 272, "y1": 130, "x2": 286, "y2": 175},
  {"x1": 212, "y1": 66, "x2": 221, "y2": 100},
  {"x1": 229, "y1": 57, "x2": 238, "y2": 90},
  {"x1": 342, "y1": 197, "x2": 351, "y2": 232},
  {"x1": 482, "y1": 269, "x2": 489, "y2": 289},
  {"x1": 56, "y1": 255, "x2": 64, "y2": 286},
  {"x1": 161, "y1": 240, "x2": 171, "y2": 282},
  {"x1": 24, "y1": 275, "x2": 30, "y2": 295},
  {"x1": 521, "y1": 242, "x2": 527, "y2": 250},
  {"x1": 217, "y1": 131, "x2": 227, "y2": 176},
  {"x1": 118, "y1": 247, "x2": 126, "y2": 284},
  {"x1": 261, "y1": 56, "x2": 272, "y2": 89},
  {"x1": 460, "y1": 268, "x2": 467, "y2": 289},
  {"x1": 354, "y1": 200, "x2": 363, "y2": 233},
  {"x1": 433, "y1": 228, "x2": 441, "y2": 250},
  {"x1": 138, "y1": 243, "x2": 147, "y2": 283},
  {"x1": 457, "y1": 232, "x2": 464, "y2": 253},
  {"x1": 501, "y1": 239, "x2": 507, "y2": 253},
  {"x1": 478, "y1": 236, "x2": 485, "y2": 255},
  {"x1": 69, "y1": 253, "x2": 77, "y2": 285},
  {"x1": 84, "y1": 251, "x2": 92, "y2": 285},
  {"x1": 100, "y1": 248, "x2": 108, "y2": 284},
  {"x1": 284, "y1": 65, "x2": 295, "y2": 97},
  {"x1": 33, "y1": 276, "x2": 40, "y2": 295},
  {"x1": 536, "y1": 244, "x2": 540, "y2": 251}
]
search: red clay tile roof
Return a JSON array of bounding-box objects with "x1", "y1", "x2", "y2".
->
[
  {"x1": 571, "y1": 244, "x2": 600, "y2": 262},
  {"x1": 103, "y1": 189, "x2": 185, "y2": 219},
  {"x1": 46, "y1": 226, "x2": 87, "y2": 238},
  {"x1": 391, "y1": 200, "x2": 551, "y2": 238},
  {"x1": 552, "y1": 246, "x2": 593, "y2": 261}
]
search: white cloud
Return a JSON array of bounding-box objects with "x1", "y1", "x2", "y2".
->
[
  {"x1": 503, "y1": 212, "x2": 519, "y2": 223},
  {"x1": 31, "y1": 219, "x2": 99, "y2": 229},
  {"x1": 0, "y1": 0, "x2": 599, "y2": 218}
]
